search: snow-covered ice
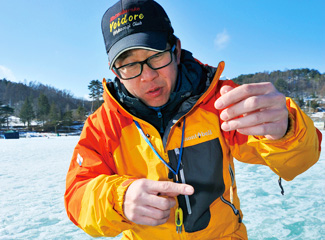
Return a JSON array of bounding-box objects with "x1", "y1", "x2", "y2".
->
[
  {"x1": 235, "y1": 135, "x2": 325, "y2": 240},
  {"x1": 0, "y1": 136, "x2": 112, "y2": 240},
  {"x1": 0, "y1": 131, "x2": 324, "y2": 240}
]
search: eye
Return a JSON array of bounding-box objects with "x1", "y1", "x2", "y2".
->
[
  {"x1": 119, "y1": 62, "x2": 138, "y2": 72},
  {"x1": 149, "y1": 52, "x2": 165, "y2": 63}
]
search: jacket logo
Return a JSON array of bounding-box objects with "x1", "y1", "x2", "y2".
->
[
  {"x1": 185, "y1": 130, "x2": 213, "y2": 141},
  {"x1": 76, "y1": 153, "x2": 83, "y2": 166}
]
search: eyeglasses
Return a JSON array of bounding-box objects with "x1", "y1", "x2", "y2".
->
[{"x1": 113, "y1": 45, "x2": 176, "y2": 80}]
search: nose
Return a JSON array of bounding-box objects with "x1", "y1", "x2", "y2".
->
[{"x1": 140, "y1": 63, "x2": 159, "y2": 82}]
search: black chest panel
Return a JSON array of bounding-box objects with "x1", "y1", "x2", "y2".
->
[{"x1": 167, "y1": 138, "x2": 225, "y2": 232}]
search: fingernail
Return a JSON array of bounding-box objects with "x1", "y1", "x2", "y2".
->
[
  {"x1": 221, "y1": 122, "x2": 230, "y2": 131},
  {"x1": 214, "y1": 99, "x2": 224, "y2": 109},
  {"x1": 185, "y1": 186, "x2": 194, "y2": 194},
  {"x1": 220, "y1": 111, "x2": 228, "y2": 121}
]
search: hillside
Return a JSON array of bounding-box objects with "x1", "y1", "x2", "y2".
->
[
  {"x1": 0, "y1": 79, "x2": 92, "y2": 114},
  {"x1": 232, "y1": 68, "x2": 325, "y2": 99},
  {"x1": 0, "y1": 78, "x2": 94, "y2": 132}
]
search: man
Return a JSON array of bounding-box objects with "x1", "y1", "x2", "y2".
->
[{"x1": 64, "y1": 0, "x2": 322, "y2": 239}]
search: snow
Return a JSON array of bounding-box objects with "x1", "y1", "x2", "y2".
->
[
  {"x1": 6, "y1": 116, "x2": 38, "y2": 127},
  {"x1": 0, "y1": 136, "x2": 112, "y2": 240},
  {"x1": 0, "y1": 132, "x2": 324, "y2": 240},
  {"x1": 234, "y1": 138, "x2": 325, "y2": 239}
]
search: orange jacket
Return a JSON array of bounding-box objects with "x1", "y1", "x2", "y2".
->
[{"x1": 64, "y1": 61, "x2": 322, "y2": 239}]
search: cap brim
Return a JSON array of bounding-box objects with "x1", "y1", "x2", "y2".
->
[{"x1": 109, "y1": 31, "x2": 169, "y2": 69}]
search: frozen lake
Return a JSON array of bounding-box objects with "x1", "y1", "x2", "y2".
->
[{"x1": 0, "y1": 132, "x2": 324, "y2": 239}]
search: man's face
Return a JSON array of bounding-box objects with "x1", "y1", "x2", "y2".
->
[{"x1": 113, "y1": 40, "x2": 181, "y2": 107}]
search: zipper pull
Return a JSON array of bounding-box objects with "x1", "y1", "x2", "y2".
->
[
  {"x1": 175, "y1": 207, "x2": 183, "y2": 233},
  {"x1": 278, "y1": 177, "x2": 285, "y2": 195},
  {"x1": 175, "y1": 174, "x2": 179, "y2": 183}
]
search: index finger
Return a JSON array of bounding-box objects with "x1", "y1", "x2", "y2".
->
[
  {"x1": 215, "y1": 82, "x2": 275, "y2": 109},
  {"x1": 148, "y1": 181, "x2": 194, "y2": 197}
]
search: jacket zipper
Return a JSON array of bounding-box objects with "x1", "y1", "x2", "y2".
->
[
  {"x1": 173, "y1": 149, "x2": 191, "y2": 238},
  {"x1": 229, "y1": 164, "x2": 235, "y2": 186},
  {"x1": 229, "y1": 164, "x2": 235, "y2": 203},
  {"x1": 220, "y1": 164, "x2": 242, "y2": 223},
  {"x1": 220, "y1": 196, "x2": 241, "y2": 223},
  {"x1": 157, "y1": 110, "x2": 164, "y2": 134},
  {"x1": 179, "y1": 166, "x2": 192, "y2": 215},
  {"x1": 174, "y1": 149, "x2": 192, "y2": 215}
]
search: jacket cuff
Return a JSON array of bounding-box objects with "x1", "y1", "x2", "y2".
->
[{"x1": 114, "y1": 178, "x2": 138, "y2": 222}]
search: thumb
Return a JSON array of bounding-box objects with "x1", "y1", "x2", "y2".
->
[{"x1": 149, "y1": 181, "x2": 194, "y2": 197}]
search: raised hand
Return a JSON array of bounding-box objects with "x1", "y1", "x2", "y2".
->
[
  {"x1": 214, "y1": 82, "x2": 288, "y2": 140},
  {"x1": 123, "y1": 179, "x2": 194, "y2": 226}
]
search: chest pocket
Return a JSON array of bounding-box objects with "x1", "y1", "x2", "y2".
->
[{"x1": 168, "y1": 138, "x2": 225, "y2": 232}]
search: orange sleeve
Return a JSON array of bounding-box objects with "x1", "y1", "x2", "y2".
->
[
  {"x1": 220, "y1": 88, "x2": 322, "y2": 181},
  {"x1": 64, "y1": 110, "x2": 136, "y2": 237}
]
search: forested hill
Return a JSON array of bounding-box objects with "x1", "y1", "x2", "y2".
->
[
  {"x1": 0, "y1": 78, "x2": 91, "y2": 115},
  {"x1": 232, "y1": 68, "x2": 325, "y2": 99}
]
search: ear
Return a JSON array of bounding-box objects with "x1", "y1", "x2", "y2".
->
[{"x1": 176, "y1": 39, "x2": 181, "y2": 65}]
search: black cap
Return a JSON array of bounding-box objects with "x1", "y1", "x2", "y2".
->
[{"x1": 101, "y1": 0, "x2": 174, "y2": 68}]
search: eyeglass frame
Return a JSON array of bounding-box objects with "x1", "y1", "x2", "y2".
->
[{"x1": 112, "y1": 45, "x2": 176, "y2": 80}]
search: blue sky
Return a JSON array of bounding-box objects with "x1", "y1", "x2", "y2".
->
[{"x1": 1, "y1": 0, "x2": 324, "y2": 99}]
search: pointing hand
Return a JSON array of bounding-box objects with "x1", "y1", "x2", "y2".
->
[{"x1": 123, "y1": 179, "x2": 194, "y2": 226}]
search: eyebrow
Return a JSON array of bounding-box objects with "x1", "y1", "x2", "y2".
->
[{"x1": 114, "y1": 51, "x2": 134, "y2": 66}]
